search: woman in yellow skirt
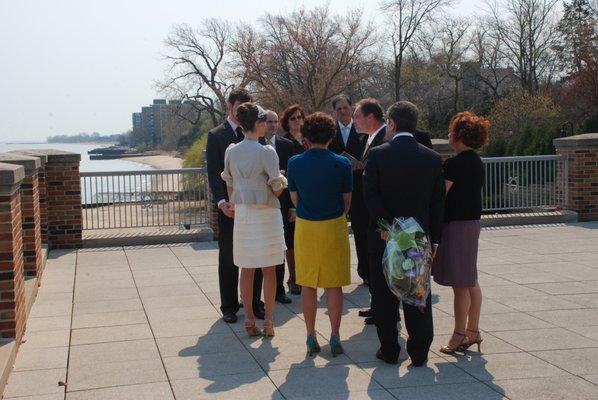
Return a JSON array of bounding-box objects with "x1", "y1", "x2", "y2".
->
[{"x1": 287, "y1": 112, "x2": 352, "y2": 357}]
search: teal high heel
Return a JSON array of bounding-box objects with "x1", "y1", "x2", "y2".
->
[
  {"x1": 330, "y1": 335, "x2": 344, "y2": 357},
  {"x1": 306, "y1": 335, "x2": 321, "y2": 357}
]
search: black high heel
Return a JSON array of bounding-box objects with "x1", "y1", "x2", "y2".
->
[{"x1": 459, "y1": 330, "x2": 483, "y2": 352}]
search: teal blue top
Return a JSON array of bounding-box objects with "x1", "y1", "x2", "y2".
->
[{"x1": 287, "y1": 149, "x2": 353, "y2": 221}]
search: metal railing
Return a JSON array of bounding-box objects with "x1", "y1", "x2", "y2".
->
[
  {"x1": 481, "y1": 155, "x2": 568, "y2": 212},
  {"x1": 81, "y1": 168, "x2": 210, "y2": 230}
]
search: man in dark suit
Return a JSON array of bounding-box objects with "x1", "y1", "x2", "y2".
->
[
  {"x1": 414, "y1": 129, "x2": 433, "y2": 150},
  {"x1": 352, "y1": 98, "x2": 387, "y2": 325},
  {"x1": 264, "y1": 109, "x2": 294, "y2": 304},
  {"x1": 363, "y1": 101, "x2": 444, "y2": 366},
  {"x1": 206, "y1": 87, "x2": 264, "y2": 323}
]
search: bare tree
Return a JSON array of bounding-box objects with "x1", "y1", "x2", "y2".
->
[
  {"x1": 159, "y1": 19, "x2": 242, "y2": 125},
  {"x1": 380, "y1": 0, "x2": 452, "y2": 100},
  {"x1": 421, "y1": 17, "x2": 471, "y2": 113},
  {"x1": 232, "y1": 6, "x2": 377, "y2": 112},
  {"x1": 486, "y1": 0, "x2": 560, "y2": 93},
  {"x1": 470, "y1": 25, "x2": 515, "y2": 100}
]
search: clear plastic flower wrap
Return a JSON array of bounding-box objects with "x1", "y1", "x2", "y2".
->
[{"x1": 379, "y1": 217, "x2": 433, "y2": 309}]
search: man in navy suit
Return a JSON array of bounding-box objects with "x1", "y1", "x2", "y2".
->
[{"x1": 205, "y1": 87, "x2": 264, "y2": 323}]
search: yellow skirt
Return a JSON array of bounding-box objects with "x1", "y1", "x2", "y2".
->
[{"x1": 294, "y1": 215, "x2": 351, "y2": 288}]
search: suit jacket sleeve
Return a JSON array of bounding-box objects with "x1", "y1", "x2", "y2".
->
[
  {"x1": 362, "y1": 150, "x2": 392, "y2": 223},
  {"x1": 429, "y1": 163, "x2": 445, "y2": 244},
  {"x1": 206, "y1": 130, "x2": 227, "y2": 203}
]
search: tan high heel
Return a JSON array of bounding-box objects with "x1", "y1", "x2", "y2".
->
[
  {"x1": 439, "y1": 331, "x2": 468, "y2": 354},
  {"x1": 459, "y1": 329, "x2": 483, "y2": 352},
  {"x1": 263, "y1": 320, "x2": 275, "y2": 337},
  {"x1": 245, "y1": 320, "x2": 261, "y2": 337}
]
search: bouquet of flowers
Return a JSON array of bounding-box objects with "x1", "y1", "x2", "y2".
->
[{"x1": 378, "y1": 217, "x2": 433, "y2": 309}]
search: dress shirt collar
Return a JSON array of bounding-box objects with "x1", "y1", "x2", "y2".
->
[
  {"x1": 392, "y1": 131, "x2": 414, "y2": 140},
  {"x1": 367, "y1": 123, "x2": 387, "y2": 146},
  {"x1": 268, "y1": 134, "x2": 276, "y2": 148},
  {"x1": 226, "y1": 116, "x2": 240, "y2": 133},
  {"x1": 338, "y1": 119, "x2": 353, "y2": 132}
]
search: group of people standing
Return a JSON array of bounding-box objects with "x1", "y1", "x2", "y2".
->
[{"x1": 206, "y1": 87, "x2": 489, "y2": 366}]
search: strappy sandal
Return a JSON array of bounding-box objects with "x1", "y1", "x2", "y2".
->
[{"x1": 439, "y1": 331, "x2": 468, "y2": 354}]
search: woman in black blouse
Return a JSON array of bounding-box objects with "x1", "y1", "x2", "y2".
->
[{"x1": 432, "y1": 111, "x2": 489, "y2": 354}]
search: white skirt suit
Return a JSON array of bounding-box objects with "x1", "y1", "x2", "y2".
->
[{"x1": 221, "y1": 139, "x2": 287, "y2": 268}]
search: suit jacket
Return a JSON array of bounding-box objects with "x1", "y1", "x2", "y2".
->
[
  {"x1": 206, "y1": 120, "x2": 238, "y2": 204},
  {"x1": 351, "y1": 126, "x2": 387, "y2": 221},
  {"x1": 271, "y1": 135, "x2": 296, "y2": 224},
  {"x1": 363, "y1": 135, "x2": 445, "y2": 254},
  {"x1": 414, "y1": 130, "x2": 433, "y2": 150},
  {"x1": 329, "y1": 121, "x2": 367, "y2": 159}
]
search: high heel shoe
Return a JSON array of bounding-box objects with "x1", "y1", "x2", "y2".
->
[
  {"x1": 439, "y1": 331, "x2": 468, "y2": 354},
  {"x1": 263, "y1": 320, "x2": 275, "y2": 337},
  {"x1": 459, "y1": 330, "x2": 483, "y2": 352},
  {"x1": 306, "y1": 335, "x2": 321, "y2": 357},
  {"x1": 245, "y1": 320, "x2": 261, "y2": 337},
  {"x1": 330, "y1": 335, "x2": 344, "y2": 357}
]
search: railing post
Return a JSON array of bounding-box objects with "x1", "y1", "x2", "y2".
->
[
  {"x1": 33, "y1": 150, "x2": 82, "y2": 249},
  {"x1": 0, "y1": 162, "x2": 27, "y2": 342},
  {"x1": 432, "y1": 139, "x2": 455, "y2": 161},
  {"x1": 554, "y1": 133, "x2": 598, "y2": 221},
  {"x1": 0, "y1": 154, "x2": 43, "y2": 280}
]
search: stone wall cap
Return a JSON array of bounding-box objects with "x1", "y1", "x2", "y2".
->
[
  {"x1": 8, "y1": 150, "x2": 48, "y2": 166},
  {"x1": 0, "y1": 162, "x2": 25, "y2": 186},
  {"x1": 0, "y1": 153, "x2": 41, "y2": 174},
  {"x1": 25, "y1": 149, "x2": 81, "y2": 162},
  {"x1": 553, "y1": 133, "x2": 598, "y2": 148}
]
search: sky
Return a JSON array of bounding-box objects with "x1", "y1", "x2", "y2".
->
[{"x1": 0, "y1": 0, "x2": 483, "y2": 142}]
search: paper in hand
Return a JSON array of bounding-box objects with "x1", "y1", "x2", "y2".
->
[{"x1": 341, "y1": 151, "x2": 365, "y2": 171}]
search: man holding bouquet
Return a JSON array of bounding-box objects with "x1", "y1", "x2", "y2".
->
[{"x1": 363, "y1": 101, "x2": 445, "y2": 366}]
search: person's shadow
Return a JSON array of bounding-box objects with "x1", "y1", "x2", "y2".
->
[
  {"x1": 276, "y1": 358, "x2": 350, "y2": 400},
  {"x1": 178, "y1": 321, "x2": 279, "y2": 395}
]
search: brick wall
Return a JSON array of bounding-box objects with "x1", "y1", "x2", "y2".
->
[
  {"x1": 21, "y1": 174, "x2": 42, "y2": 277},
  {"x1": 0, "y1": 163, "x2": 26, "y2": 342},
  {"x1": 554, "y1": 133, "x2": 598, "y2": 222},
  {"x1": 42, "y1": 151, "x2": 82, "y2": 249}
]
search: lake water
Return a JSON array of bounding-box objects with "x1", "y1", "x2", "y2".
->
[
  {"x1": 1, "y1": 142, "x2": 154, "y2": 205},
  {"x1": 0, "y1": 142, "x2": 153, "y2": 172}
]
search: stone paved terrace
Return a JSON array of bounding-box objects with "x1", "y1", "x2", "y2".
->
[{"x1": 4, "y1": 223, "x2": 598, "y2": 400}]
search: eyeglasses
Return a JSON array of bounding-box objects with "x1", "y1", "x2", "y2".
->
[{"x1": 289, "y1": 115, "x2": 303, "y2": 121}]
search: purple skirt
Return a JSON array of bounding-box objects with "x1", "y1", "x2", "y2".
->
[{"x1": 432, "y1": 220, "x2": 481, "y2": 288}]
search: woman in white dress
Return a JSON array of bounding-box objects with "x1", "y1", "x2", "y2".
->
[{"x1": 221, "y1": 102, "x2": 287, "y2": 337}]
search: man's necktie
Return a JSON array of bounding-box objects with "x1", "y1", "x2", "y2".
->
[{"x1": 235, "y1": 127, "x2": 244, "y2": 143}]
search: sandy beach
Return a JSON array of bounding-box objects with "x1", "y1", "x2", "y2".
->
[{"x1": 125, "y1": 155, "x2": 184, "y2": 169}]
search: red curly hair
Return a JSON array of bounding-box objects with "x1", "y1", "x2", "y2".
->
[{"x1": 449, "y1": 111, "x2": 490, "y2": 150}]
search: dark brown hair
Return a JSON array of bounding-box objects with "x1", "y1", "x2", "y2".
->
[
  {"x1": 227, "y1": 87, "x2": 251, "y2": 105},
  {"x1": 236, "y1": 102, "x2": 262, "y2": 132},
  {"x1": 331, "y1": 94, "x2": 352, "y2": 110},
  {"x1": 355, "y1": 98, "x2": 384, "y2": 122},
  {"x1": 301, "y1": 112, "x2": 337, "y2": 145},
  {"x1": 280, "y1": 104, "x2": 306, "y2": 133},
  {"x1": 387, "y1": 101, "x2": 418, "y2": 133},
  {"x1": 449, "y1": 111, "x2": 490, "y2": 149}
]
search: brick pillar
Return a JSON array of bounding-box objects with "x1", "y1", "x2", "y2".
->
[
  {"x1": 34, "y1": 150, "x2": 82, "y2": 249},
  {"x1": 432, "y1": 139, "x2": 456, "y2": 161},
  {"x1": 0, "y1": 162, "x2": 26, "y2": 341},
  {"x1": 0, "y1": 154, "x2": 42, "y2": 279},
  {"x1": 554, "y1": 133, "x2": 598, "y2": 222},
  {"x1": 11, "y1": 151, "x2": 49, "y2": 246}
]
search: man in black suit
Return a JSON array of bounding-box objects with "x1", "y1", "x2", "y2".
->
[
  {"x1": 328, "y1": 95, "x2": 370, "y2": 287},
  {"x1": 352, "y1": 98, "x2": 387, "y2": 325},
  {"x1": 363, "y1": 101, "x2": 444, "y2": 366},
  {"x1": 328, "y1": 94, "x2": 366, "y2": 159},
  {"x1": 264, "y1": 109, "x2": 294, "y2": 304},
  {"x1": 206, "y1": 87, "x2": 264, "y2": 323}
]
